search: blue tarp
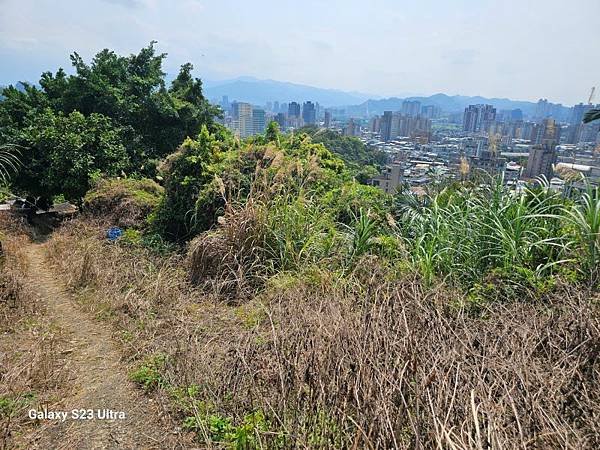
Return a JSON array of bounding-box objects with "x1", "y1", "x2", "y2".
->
[{"x1": 106, "y1": 227, "x2": 123, "y2": 241}]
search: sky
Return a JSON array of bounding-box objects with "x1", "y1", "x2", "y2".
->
[{"x1": 1, "y1": 0, "x2": 599, "y2": 105}]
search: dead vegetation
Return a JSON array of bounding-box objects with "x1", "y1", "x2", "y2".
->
[
  {"x1": 187, "y1": 199, "x2": 267, "y2": 299},
  {"x1": 45, "y1": 218, "x2": 600, "y2": 449}
]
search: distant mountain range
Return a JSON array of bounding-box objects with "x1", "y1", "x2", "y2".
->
[
  {"x1": 203, "y1": 77, "x2": 572, "y2": 118},
  {"x1": 203, "y1": 77, "x2": 378, "y2": 107},
  {"x1": 2, "y1": 76, "x2": 571, "y2": 119}
]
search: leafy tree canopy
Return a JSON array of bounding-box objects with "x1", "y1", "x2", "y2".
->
[
  {"x1": 0, "y1": 42, "x2": 221, "y2": 201},
  {"x1": 298, "y1": 126, "x2": 388, "y2": 173},
  {"x1": 14, "y1": 109, "x2": 130, "y2": 201}
]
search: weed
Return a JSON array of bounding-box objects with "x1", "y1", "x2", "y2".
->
[{"x1": 129, "y1": 355, "x2": 166, "y2": 391}]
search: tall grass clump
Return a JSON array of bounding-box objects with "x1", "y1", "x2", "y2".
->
[
  {"x1": 564, "y1": 183, "x2": 600, "y2": 283},
  {"x1": 183, "y1": 128, "x2": 398, "y2": 297},
  {"x1": 393, "y1": 177, "x2": 580, "y2": 292}
]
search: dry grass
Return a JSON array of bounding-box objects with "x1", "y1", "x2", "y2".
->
[
  {"x1": 46, "y1": 219, "x2": 196, "y2": 361},
  {"x1": 46, "y1": 219, "x2": 600, "y2": 449},
  {"x1": 0, "y1": 215, "x2": 71, "y2": 450},
  {"x1": 187, "y1": 199, "x2": 266, "y2": 300}
]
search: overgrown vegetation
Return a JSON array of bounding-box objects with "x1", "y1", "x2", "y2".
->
[
  {"x1": 299, "y1": 126, "x2": 387, "y2": 182},
  {"x1": 43, "y1": 120, "x2": 600, "y2": 447},
  {"x1": 2, "y1": 44, "x2": 599, "y2": 448},
  {"x1": 47, "y1": 219, "x2": 600, "y2": 449},
  {"x1": 83, "y1": 177, "x2": 164, "y2": 228}
]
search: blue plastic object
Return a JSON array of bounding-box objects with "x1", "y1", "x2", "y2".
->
[{"x1": 107, "y1": 226, "x2": 123, "y2": 241}]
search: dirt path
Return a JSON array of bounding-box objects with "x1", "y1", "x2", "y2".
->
[{"x1": 20, "y1": 243, "x2": 182, "y2": 450}]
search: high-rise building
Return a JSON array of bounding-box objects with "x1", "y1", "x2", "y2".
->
[
  {"x1": 288, "y1": 102, "x2": 301, "y2": 118},
  {"x1": 379, "y1": 111, "x2": 432, "y2": 141},
  {"x1": 577, "y1": 121, "x2": 600, "y2": 143},
  {"x1": 344, "y1": 118, "x2": 360, "y2": 136},
  {"x1": 535, "y1": 99, "x2": 550, "y2": 120},
  {"x1": 511, "y1": 109, "x2": 523, "y2": 121},
  {"x1": 421, "y1": 105, "x2": 441, "y2": 119},
  {"x1": 252, "y1": 108, "x2": 266, "y2": 135},
  {"x1": 535, "y1": 99, "x2": 567, "y2": 122},
  {"x1": 302, "y1": 101, "x2": 316, "y2": 125},
  {"x1": 369, "y1": 115, "x2": 381, "y2": 133},
  {"x1": 221, "y1": 95, "x2": 230, "y2": 112},
  {"x1": 463, "y1": 104, "x2": 496, "y2": 133},
  {"x1": 275, "y1": 112, "x2": 286, "y2": 131},
  {"x1": 390, "y1": 113, "x2": 402, "y2": 138},
  {"x1": 232, "y1": 102, "x2": 253, "y2": 138},
  {"x1": 524, "y1": 118, "x2": 559, "y2": 180},
  {"x1": 324, "y1": 111, "x2": 332, "y2": 128},
  {"x1": 230, "y1": 103, "x2": 267, "y2": 138},
  {"x1": 524, "y1": 145, "x2": 556, "y2": 180},
  {"x1": 531, "y1": 118, "x2": 560, "y2": 145},
  {"x1": 380, "y1": 111, "x2": 393, "y2": 141},
  {"x1": 402, "y1": 100, "x2": 421, "y2": 117},
  {"x1": 569, "y1": 103, "x2": 594, "y2": 125}
]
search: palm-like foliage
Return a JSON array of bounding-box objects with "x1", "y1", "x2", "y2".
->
[
  {"x1": 0, "y1": 144, "x2": 21, "y2": 185},
  {"x1": 395, "y1": 178, "x2": 570, "y2": 287},
  {"x1": 564, "y1": 184, "x2": 600, "y2": 282},
  {"x1": 583, "y1": 108, "x2": 600, "y2": 124},
  {"x1": 348, "y1": 208, "x2": 378, "y2": 260}
]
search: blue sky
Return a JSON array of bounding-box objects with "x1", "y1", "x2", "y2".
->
[{"x1": 1, "y1": 0, "x2": 598, "y2": 105}]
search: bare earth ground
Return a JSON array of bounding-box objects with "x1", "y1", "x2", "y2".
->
[{"x1": 17, "y1": 243, "x2": 183, "y2": 450}]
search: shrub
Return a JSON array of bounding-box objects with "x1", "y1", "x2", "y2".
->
[
  {"x1": 83, "y1": 177, "x2": 164, "y2": 228},
  {"x1": 151, "y1": 126, "x2": 230, "y2": 241}
]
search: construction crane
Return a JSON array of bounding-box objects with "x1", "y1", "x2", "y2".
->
[{"x1": 588, "y1": 86, "x2": 596, "y2": 105}]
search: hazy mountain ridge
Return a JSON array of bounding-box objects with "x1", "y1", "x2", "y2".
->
[
  {"x1": 2, "y1": 76, "x2": 570, "y2": 118},
  {"x1": 204, "y1": 77, "x2": 377, "y2": 107},
  {"x1": 203, "y1": 77, "x2": 571, "y2": 117}
]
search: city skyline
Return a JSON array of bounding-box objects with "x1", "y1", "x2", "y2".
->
[{"x1": 1, "y1": 0, "x2": 599, "y2": 106}]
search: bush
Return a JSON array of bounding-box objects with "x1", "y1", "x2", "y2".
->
[
  {"x1": 83, "y1": 177, "x2": 163, "y2": 228},
  {"x1": 10, "y1": 109, "x2": 131, "y2": 202},
  {"x1": 151, "y1": 126, "x2": 230, "y2": 241}
]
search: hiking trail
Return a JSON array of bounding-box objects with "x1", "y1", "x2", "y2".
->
[{"x1": 20, "y1": 243, "x2": 181, "y2": 450}]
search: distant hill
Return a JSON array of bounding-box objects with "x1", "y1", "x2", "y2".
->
[
  {"x1": 203, "y1": 78, "x2": 571, "y2": 118},
  {"x1": 204, "y1": 77, "x2": 377, "y2": 107},
  {"x1": 347, "y1": 93, "x2": 571, "y2": 118}
]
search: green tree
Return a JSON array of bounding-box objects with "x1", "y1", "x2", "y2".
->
[
  {"x1": 0, "y1": 43, "x2": 221, "y2": 201},
  {"x1": 152, "y1": 126, "x2": 225, "y2": 240},
  {"x1": 13, "y1": 109, "x2": 129, "y2": 201},
  {"x1": 298, "y1": 127, "x2": 387, "y2": 181}
]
